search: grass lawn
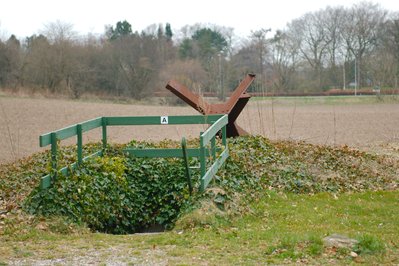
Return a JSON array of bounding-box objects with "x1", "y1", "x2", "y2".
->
[{"x1": 1, "y1": 190, "x2": 398, "y2": 265}]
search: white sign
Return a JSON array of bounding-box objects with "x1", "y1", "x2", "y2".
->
[{"x1": 161, "y1": 116, "x2": 168, "y2": 124}]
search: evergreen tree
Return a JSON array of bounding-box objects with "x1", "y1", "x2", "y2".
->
[
  {"x1": 165, "y1": 23, "x2": 173, "y2": 41},
  {"x1": 192, "y1": 28, "x2": 228, "y2": 61},
  {"x1": 110, "y1": 20, "x2": 133, "y2": 40}
]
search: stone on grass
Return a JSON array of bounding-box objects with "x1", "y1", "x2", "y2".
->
[
  {"x1": 323, "y1": 234, "x2": 358, "y2": 249},
  {"x1": 350, "y1": 251, "x2": 358, "y2": 258}
]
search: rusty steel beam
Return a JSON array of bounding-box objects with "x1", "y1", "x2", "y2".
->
[
  {"x1": 228, "y1": 94, "x2": 251, "y2": 126},
  {"x1": 220, "y1": 74, "x2": 255, "y2": 113},
  {"x1": 165, "y1": 74, "x2": 256, "y2": 137},
  {"x1": 165, "y1": 80, "x2": 211, "y2": 114}
]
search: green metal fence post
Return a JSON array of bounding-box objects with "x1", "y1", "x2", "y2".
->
[
  {"x1": 181, "y1": 137, "x2": 193, "y2": 195},
  {"x1": 222, "y1": 125, "x2": 227, "y2": 147},
  {"x1": 222, "y1": 125, "x2": 228, "y2": 171},
  {"x1": 50, "y1": 132, "x2": 57, "y2": 180},
  {"x1": 211, "y1": 135, "x2": 216, "y2": 187},
  {"x1": 211, "y1": 135, "x2": 216, "y2": 159},
  {"x1": 199, "y1": 132, "x2": 206, "y2": 191},
  {"x1": 77, "y1": 124, "x2": 83, "y2": 165},
  {"x1": 102, "y1": 117, "x2": 107, "y2": 153}
]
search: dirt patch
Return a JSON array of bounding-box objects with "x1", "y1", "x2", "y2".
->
[
  {"x1": 1, "y1": 96, "x2": 398, "y2": 164},
  {"x1": 6, "y1": 245, "x2": 169, "y2": 266},
  {"x1": 0, "y1": 96, "x2": 202, "y2": 164},
  {"x1": 238, "y1": 101, "x2": 399, "y2": 153}
]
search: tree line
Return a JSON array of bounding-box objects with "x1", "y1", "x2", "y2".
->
[{"x1": 0, "y1": 2, "x2": 398, "y2": 99}]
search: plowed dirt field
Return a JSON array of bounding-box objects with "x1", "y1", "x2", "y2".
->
[{"x1": 1, "y1": 96, "x2": 398, "y2": 164}]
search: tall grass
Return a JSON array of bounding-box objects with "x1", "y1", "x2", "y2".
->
[{"x1": 0, "y1": 98, "x2": 18, "y2": 160}]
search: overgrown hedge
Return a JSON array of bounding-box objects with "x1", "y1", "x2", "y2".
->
[{"x1": 24, "y1": 155, "x2": 194, "y2": 234}]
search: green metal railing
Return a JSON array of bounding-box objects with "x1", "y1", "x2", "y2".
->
[{"x1": 39, "y1": 114, "x2": 229, "y2": 192}]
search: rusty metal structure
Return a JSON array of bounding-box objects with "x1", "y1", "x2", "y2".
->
[{"x1": 166, "y1": 74, "x2": 256, "y2": 137}]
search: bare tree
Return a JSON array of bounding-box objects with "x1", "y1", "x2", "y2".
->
[
  {"x1": 322, "y1": 6, "x2": 346, "y2": 87},
  {"x1": 39, "y1": 21, "x2": 78, "y2": 93},
  {"x1": 250, "y1": 28, "x2": 271, "y2": 88},
  {"x1": 159, "y1": 59, "x2": 207, "y2": 93},
  {"x1": 341, "y1": 2, "x2": 387, "y2": 89},
  {"x1": 366, "y1": 45, "x2": 397, "y2": 88},
  {"x1": 43, "y1": 20, "x2": 76, "y2": 44},
  {"x1": 100, "y1": 29, "x2": 160, "y2": 99},
  {"x1": 230, "y1": 42, "x2": 258, "y2": 77},
  {"x1": 5, "y1": 35, "x2": 22, "y2": 88},
  {"x1": 384, "y1": 13, "x2": 399, "y2": 88},
  {"x1": 23, "y1": 34, "x2": 51, "y2": 90},
  {"x1": 288, "y1": 10, "x2": 332, "y2": 90},
  {"x1": 270, "y1": 30, "x2": 300, "y2": 92},
  {"x1": 0, "y1": 40, "x2": 8, "y2": 86}
]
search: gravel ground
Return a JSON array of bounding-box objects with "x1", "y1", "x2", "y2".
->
[{"x1": 8, "y1": 246, "x2": 169, "y2": 265}]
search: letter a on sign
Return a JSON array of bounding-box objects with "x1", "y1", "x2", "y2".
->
[{"x1": 161, "y1": 116, "x2": 168, "y2": 124}]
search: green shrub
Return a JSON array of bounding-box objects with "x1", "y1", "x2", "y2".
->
[
  {"x1": 24, "y1": 155, "x2": 193, "y2": 234},
  {"x1": 307, "y1": 235, "x2": 324, "y2": 256},
  {"x1": 354, "y1": 234, "x2": 386, "y2": 255}
]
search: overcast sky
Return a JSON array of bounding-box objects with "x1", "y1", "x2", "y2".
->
[{"x1": 0, "y1": 0, "x2": 398, "y2": 40}]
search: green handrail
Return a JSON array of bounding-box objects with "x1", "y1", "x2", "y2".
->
[{"x1": 39, "y1": 114, "x2": 228, "y2": 192}]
